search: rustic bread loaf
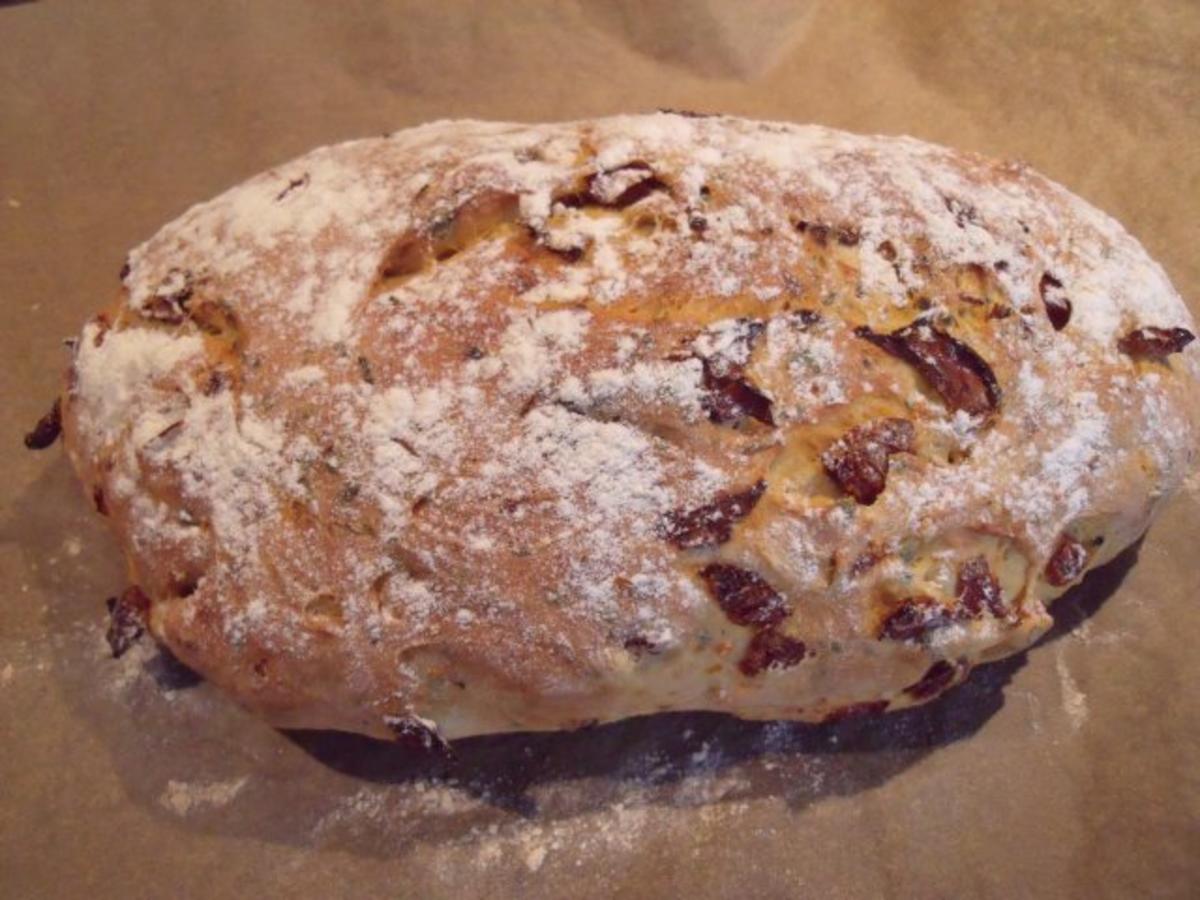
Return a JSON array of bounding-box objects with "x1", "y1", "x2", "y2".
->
[{"x1": 57, "y1": 114, "x2": 1198, "y2": 741}]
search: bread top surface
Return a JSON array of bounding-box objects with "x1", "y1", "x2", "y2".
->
[{"x1": 62, "y1": 114, "x2": 1199, "y2": 738}]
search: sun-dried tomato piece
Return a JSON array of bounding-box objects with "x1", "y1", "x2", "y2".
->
[
  {"x1": 700, "y1": 361, "x2": 775, "y2": 426},
  {"x1": 656, "y1": 108, "x2": 715, "y2": 118},
  {"x1": 793, "y1": 309, "x2": 822, "y2": 327},
  {"x1": 695, "y1": 318, "x2": 766, "y2": 376},
  {"x1": 904, "y1": 659, "x2": 964, "y2": 700},
  {"x1": 660, "y1": 480, "x2": 766, "y2": 549},
  {"x1": 559, "y1": 161, "x2": 669, "y2": 210},
  {"x1": 739, "y1": 628, "x2": 807, "y2": 676},
  {"x1": 275, "y1": 172, "x2": 310, "y2": 202},
  {"x1": 956, "y1": 555, "x2": 1006, "y2": 618},
  {"x1": 535, "y1": 228, "x2": 589, "y2": 262},
  {"x1": 836, "y1": 225, "x2": 861, "y2": 246},
  {"x1": 1117, "y1": 326, "x2": 1195, "y2": 359},
  {"x1": 384, "y1": 715, "x2": 452, "y2": 753},
  {"x1": 1045, "y1": 534, "x2": 1088, "y2": 587},
  {"x1": 821, "y1": 417, "x2": 915, "y2": 504},
  {"x1": 699, "y1": 563, "x2": 789, "y2": 627},
  {"x1": 202, "y1": 370, "x2": 227, "y2": 396},
  {"x1": 622, "y1": 634, "x2": 662, "y2": 657},
  {"x1": 856, "y1": 321, "x2": 1001, "y2": 418},
  {"x1": 357, "y1": 356, "x2": 375, "y2": 385},
  {"x1": 24, "y1": 398, "x2": 62, "y2": 450},
  {"x1": 142, "y1": 268, "x2": 194, "y2": 323},
  {"x1": 1039, "y1": 272, "x2": 1072, "y2": 331},
  {"x1": 604, "y1": 173, "x2": 667, "y2": 209},
  {"x1": 877, "y1": 596, "x2": 955, "y2": 642},
  {"x1": 823, "y1": 700, "x2": 889, "y2": 723},
  {"x1": 943, "y1": 195, "x2": 978, "y2": 228},
  {"x1": 105, "y1": 586, "x2": 150, "y2": 659}
]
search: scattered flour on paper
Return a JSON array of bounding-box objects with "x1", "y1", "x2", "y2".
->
[
  {"x1": 159, "y1": 775, "x2": 249, "y2": 816},
  {"x1": 1055, "y1": 647, "x2": 1089, "y2": 731}
]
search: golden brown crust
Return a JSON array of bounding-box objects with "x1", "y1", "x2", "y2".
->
[{"x1": 60, "y1": 114, "x2": 1199, "y2": 740}]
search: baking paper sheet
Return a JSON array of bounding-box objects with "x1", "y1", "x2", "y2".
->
[{"x1": 3, "y1": 2, "x2": 1199, "y2": 896}]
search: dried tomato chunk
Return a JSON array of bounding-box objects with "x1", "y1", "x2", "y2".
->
[
  {"x1": 1045, "y1": 534, "x2": 1088, "y2": 587},
  {"x1": 700, "y1": 361, "x2": 775, "y2": 426},
  {"x1": 956, "y1": 555, "x2": 1006, "y2": 618},
  {"x1": 559, "y1": 161, "x2": 668, "y2": 210},
  {"x1": 622, "y1": 634, "x2": 662, "y2": 657},
  {"x1": 739, "y1": 628, "x2": 807, "y2": 676},
  {"x1": 696, "y1": 319, "x2": 777, "y2": 427},
  {"x1": 696, "y1": 318, "x2": 765, "y2": 377},
  {"x1": 821, "y1": 417, "x2": 915, "y2": 504},
  {"x1": 877, "y1": 596, "x2": 955, "y2": 642},
  {"x1": 836, "y1": 225, "x2": 861, "y2": 246},
  {"x1": 24, "y1": 398, "x2": 62, "y2": 450},
  {"x1": 823, "y1": 700, "x2": 889, "y2": 723},
  {"x1": 1039, "y1": 272, "x2": 1072, "y2": 331},
  {"x1": 1117, "y1": 326, "x2": 1195, "y2": 358},
  {"x1": 856, "y1": 321, "x2": 1001, "y2": 418},
  {"x1": 699, "y1": 563, "x2": 789, "y2": 627},
  {"x1": 660, "y1": 480, "x2": 766, "y2": 549},
  {"x1": 384, "y1": 715, "x2": 452, "y2": 753},
  {"x1": 142, "y1": 268, "x2": 194, "y2": 323},
  {"x1": 106, "y1": 586, "x2": 150, "y2": 659},
  {"x1": 656, "y1": 108, "x2": 715, "y2": 118},
  {"x1": 693, "y1": 320, "x2": 774, "y2": 427},
  {"x1": 904, "y1": 659, "x2": 964, "y2": 700}
]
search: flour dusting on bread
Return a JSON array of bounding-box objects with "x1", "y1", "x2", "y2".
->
[{"x1": 59, "y1": 115, "x2": 1198, "y2": 739}]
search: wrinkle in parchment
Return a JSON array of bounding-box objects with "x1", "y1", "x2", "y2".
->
[{"x1": 580, "y1": 0, "x2": 820, "y2": 80}]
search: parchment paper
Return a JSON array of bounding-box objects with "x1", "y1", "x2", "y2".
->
[{"x1": 3, "y1": 2, "x2": 1199, "y2": 897}]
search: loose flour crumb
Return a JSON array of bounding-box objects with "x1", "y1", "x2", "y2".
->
[{"x1": 159, "y1": 776, "x2": 249, "y2": 816}]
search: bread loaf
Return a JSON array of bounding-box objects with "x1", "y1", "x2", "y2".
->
[{"x1": 56, "y1": 114, "x2": 1199, "y2": 741}]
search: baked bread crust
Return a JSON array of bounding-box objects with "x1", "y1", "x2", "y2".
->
[{"x1": 59, "y1": 114, "x2": 1199, "y2": 740}]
